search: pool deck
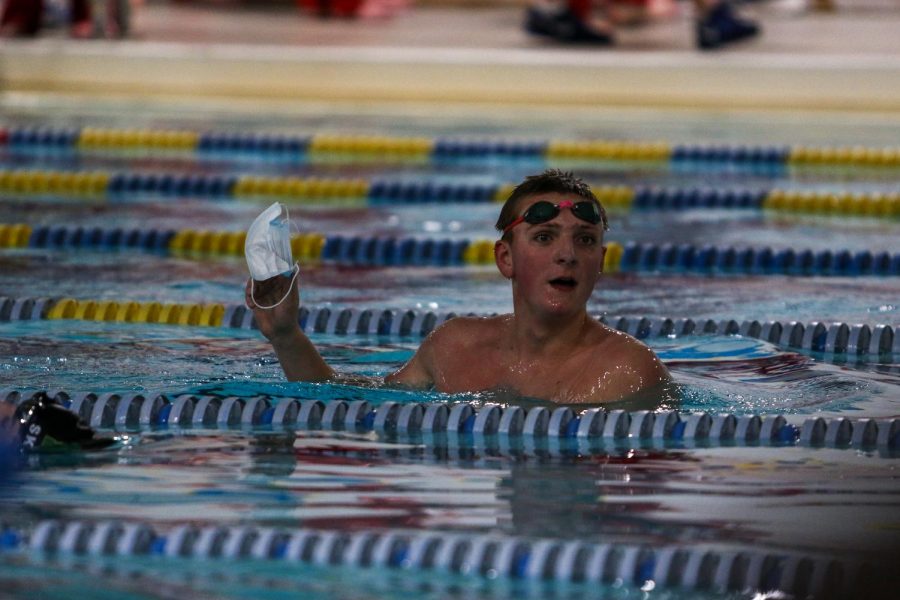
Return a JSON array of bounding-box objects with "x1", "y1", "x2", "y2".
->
[{"x1": 1, "y1": 0, "x2": 900, "y2": 113}]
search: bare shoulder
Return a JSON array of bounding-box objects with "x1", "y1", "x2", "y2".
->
[
  {"x1": 592, "y1": 321, "x2": 667, "y2": 373},
  {"x1": 423, "y1": 314, "x2": 507, "y2": 352},
  {"x1": 386, "y1": 314, "x2": 508, "y2": 389},
  {"x1": 568, "y1": 320, "x2": 671, "y2": 402}
]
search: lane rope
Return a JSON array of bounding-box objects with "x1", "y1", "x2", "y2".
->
[
  {"x1": 5, "y1": 518, "x2": 882, "y2": 598},
  {"x1": 1, "y1": 296, "x2": 897, "y2": 357},
  {"x1": 1, "y1": 168, "x2": 898, "y2": 222},
  {"x1": 4, "y1": 223, "x2": 899, "y2": 275},
  {"x1": 4, "y1": 125, "x2": 900, "y2": 169},
  {"x1": 1, "y1": 389, "x2": 898, "y2": 453}
]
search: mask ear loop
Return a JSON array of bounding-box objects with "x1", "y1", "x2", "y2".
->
[
  {"x1": 248, "y1": 203, "x2": 301, "y2": 310},
  {"x1": 249, "y1": 264, "x2": 300, "y2": 311},
  {"x1": 249, "y1": 202, "x2": 302, "y2": 310}
]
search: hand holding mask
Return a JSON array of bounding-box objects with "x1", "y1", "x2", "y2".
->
[{"x1": 245, "y1": 202, "x2": 300, "y2": 310}]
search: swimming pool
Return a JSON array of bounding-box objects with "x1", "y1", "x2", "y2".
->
[{"x1": 1, "y1": 97, "x2": 898, "y2": 599}]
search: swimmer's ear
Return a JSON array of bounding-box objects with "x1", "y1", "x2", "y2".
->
[
  {"x1": 599, "y1": 244, "x2": 607, "y2": 274},
  {"x1": 494, "y1": 239, "x2": 514, "y2": 279}
]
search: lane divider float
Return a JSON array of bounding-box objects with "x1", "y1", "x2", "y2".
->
[
  {"x1": 1, "y1": 296, "x2": 898, "y2": 357},
  {"x1": 5, "y1": 125, "x2": 900, "y2": 169},
  {"x1": 1, "y1": 389, "x2": 898, "y2": 453},
  {"x1": 7, "y1": 518, "x2": 880, "y2": 598},
  {"x1": 5, "y1": 222, "x2": 899, "y2": 275},
  {"x1": 0, "y1": 296, "x2": 224, "y2": 327},
  {"x1": 0, "y1": 169, "x2": 898, "y2": 221}
]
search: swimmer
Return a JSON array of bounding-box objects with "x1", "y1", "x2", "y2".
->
[
  {"x1": 246, "y1": 169, "x2": 671, "y2": 405},
  {"x1": 0, "y1": 393, "x2": 114, "y2": 457}
]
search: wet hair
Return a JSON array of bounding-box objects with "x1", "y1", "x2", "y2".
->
[{"x1": 494, "y1": 169, "x2": 609, "y2": 240}]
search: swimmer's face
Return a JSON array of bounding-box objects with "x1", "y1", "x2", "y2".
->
[{"x1": 495, "y1": 193, "x2": 606, "y2": 317}]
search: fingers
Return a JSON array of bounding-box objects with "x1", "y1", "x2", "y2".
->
[
  {"x1": 245, "y1": 277, "x2": 280, "y2": 309},
  {"x1": 245, "y1": 273, "x2": 297, "y2": 310}
]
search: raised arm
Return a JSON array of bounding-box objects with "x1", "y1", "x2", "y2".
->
[
  {"x1": 245, "y1": 275, "x2": 333, "y2": 382},
  {"x1": 247, "y1": 273, "x2": 442, "y2": 387}
]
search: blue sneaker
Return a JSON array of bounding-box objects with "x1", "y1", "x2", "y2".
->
[
  {"x1": 525, "y1": 7, "x2": 614, "y2": 45},
  {"x1": 525, "y1": 6, "x2": 557, "y2": 37},
  {"x1": 697, "y1": 2, "x2": 759, "y2": 50}
]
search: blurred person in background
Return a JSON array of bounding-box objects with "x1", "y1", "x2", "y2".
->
[
  {"x1": 525, "y1": 0, "x2": 760, "y2": 49},
  {"x1": 295, "y1": 0, "x2": 408, "y2": 19},
  {"x1": 1, "y1": 0, "x2": 131, "y2": 38}
]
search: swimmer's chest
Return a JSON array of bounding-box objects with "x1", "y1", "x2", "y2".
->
[{"x1": 435, "y1": 342, "x2": 602, "y2": 399}]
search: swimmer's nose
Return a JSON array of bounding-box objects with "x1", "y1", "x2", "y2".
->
[{"x1": 554, "y1": 237, "x2": 577, "y2": 265}]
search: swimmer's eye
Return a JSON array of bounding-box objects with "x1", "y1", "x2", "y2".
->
[
  {"x1": 532, "y1": 231, "x2": 554, "y2": 243},
  {"x1": 577, "y1": 234, "x2": 598, "y2": 246}
]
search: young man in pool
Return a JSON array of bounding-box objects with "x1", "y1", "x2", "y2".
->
[{"x1": 246, "y1": 169, "x2": 671, "y2": 404}]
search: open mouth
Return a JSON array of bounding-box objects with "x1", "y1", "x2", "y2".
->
[{"x1": 549, "y1": 277, "x2": 577, "y2": 290}]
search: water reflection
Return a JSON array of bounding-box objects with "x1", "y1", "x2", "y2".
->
[{"x1": 7, "y1": 430, "x2": 898, "y2": 570}]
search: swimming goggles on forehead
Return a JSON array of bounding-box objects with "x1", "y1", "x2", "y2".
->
[{"x1": 503, "y1": 200, "x2": 602, "y2": 235}]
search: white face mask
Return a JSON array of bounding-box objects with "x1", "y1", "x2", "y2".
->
[
  {"x1": 245, "y1": 202, "x2": 294, "y2": 281},
  {"x1": 245, "y1": 202, "x2": 299, "y2": 310}
]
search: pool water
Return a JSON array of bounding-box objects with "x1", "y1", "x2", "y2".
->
[
  {"x1": 1, "y1": 97, "x2": 899, "y2": 599},
  {"x1": 0, "y1": 320, "x2": 897, "y2": 418}
]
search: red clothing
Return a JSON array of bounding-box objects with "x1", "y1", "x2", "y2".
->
[
  {"x1": 1, "y1": 0, "x2": 43, "y2": 35},
  {"x1": 567, "y1": 0, "x2": 591, "y2": 20}
]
